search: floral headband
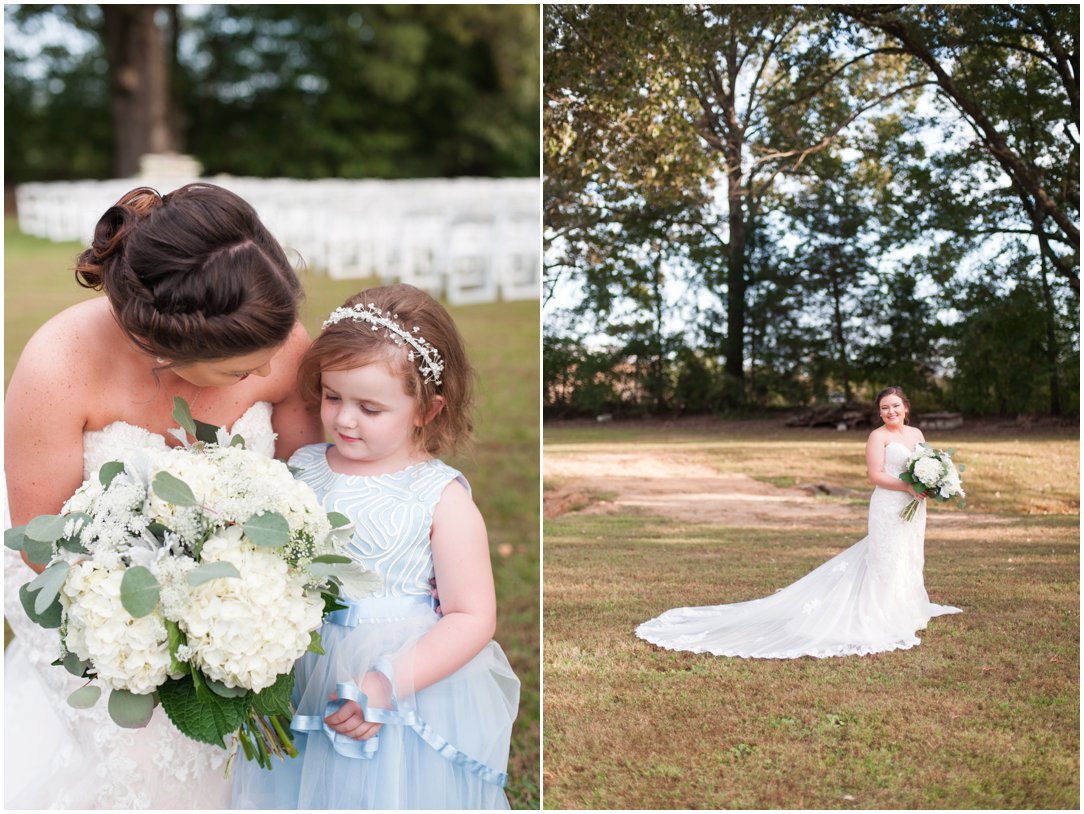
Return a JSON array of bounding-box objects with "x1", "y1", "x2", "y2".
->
[{"x1": 322, "y1": 303, "x2": 444, "y2": 386}]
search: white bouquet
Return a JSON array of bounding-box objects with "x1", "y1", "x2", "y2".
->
[
  {"x1": 6, "y1": 399, "x2": 380, "y2": 768},
  {"x1": 898, "y1": 442, "x2": 966, "y2": 521}
]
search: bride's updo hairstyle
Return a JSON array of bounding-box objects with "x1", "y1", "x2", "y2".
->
[
  {"x1": 875, "y1": 385, "x2": 911, "y2": 424},
  {"x1": 298, "y1": 284, "x2": 474, "y2": 456},
  {"x1": 75, "y1": 183, "x2": 302, "y2": 364}
]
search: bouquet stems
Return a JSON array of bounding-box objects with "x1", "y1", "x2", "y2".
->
[{"x1": 900, "y1": 498, "x2": 921, "y2": 521}]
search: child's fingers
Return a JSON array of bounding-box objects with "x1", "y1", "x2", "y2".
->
[
  {"x1": 351, "y1": 722, "x2": 383, "y2": 741},
  {"x1": 324, "y1": 699, "x2": 362, "y2": 727}
]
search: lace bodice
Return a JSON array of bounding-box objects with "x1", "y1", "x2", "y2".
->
[
  {"x1": 82, "y1": 401, "x2": 276, "y2": 479},
  {"x1": 288, "y1": 444, "x2": 468, "y2": 599},
  {"x1": 880, "y1": 440, "x2": 913, "y2": 479},
  {"x1": 4, "y1": 400, "x2": 276, "y2": 809}
]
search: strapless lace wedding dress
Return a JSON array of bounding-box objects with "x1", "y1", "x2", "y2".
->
[
  {"x1": 4, "y1": 402, "x2": 276, "y2": 809},
  {"x1": 635, "y1": 442, "x2": 961, "y2": 658}
]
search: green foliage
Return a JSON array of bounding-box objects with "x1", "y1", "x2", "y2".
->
[
  {"x1": 107, "y1": 688, "x2": 156, "y2": 729},
  {"x1": 5, "y1": 4, "x2": 539, "y2": 181}
]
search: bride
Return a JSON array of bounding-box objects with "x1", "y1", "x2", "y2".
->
[
  {"x1": 636, "y1": 386, "x2": 961, "y2": 659},
  {"x1": 4, "y1": 183, "x2": 322, "y2": 808}
]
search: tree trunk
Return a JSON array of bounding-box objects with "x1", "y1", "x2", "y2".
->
[
  {"x1": 102, "y1": 5, "x2": 176, "y2": 177},
  {"x1": 1038, "y1": 255, "x2": 1063, "y2": 415},
  {"x1": 721, "y1": 37, "x2": 747, "y2": 405},
  {"x1": 828, "y1": 264, "x2": 853, "y2": 401}
]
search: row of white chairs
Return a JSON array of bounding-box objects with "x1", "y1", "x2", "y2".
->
[{"x1": 15, "y1": 177, "x2": 541, "y2": 304}]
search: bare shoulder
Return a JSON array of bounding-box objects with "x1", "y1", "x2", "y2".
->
[
  {"x1": 10, "y1": 298, "x2": 115, "y2": 389},
  {"x1": 866, "y1": 426, "x2": 888, "y2": 447},
  {"x1": 433, "y1": 476, "x2": 485, "y2": 529}
]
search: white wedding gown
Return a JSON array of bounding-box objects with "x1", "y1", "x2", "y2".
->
[
  {"x1": 635, "y1": 442, "x2": 961, "y2": 658},
  {"x1": 4, "y1": 402, "x2": 277, "y2": 809}
]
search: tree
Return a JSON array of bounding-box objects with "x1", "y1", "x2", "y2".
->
[
  {"x1": 839, "y1": 4, "x2": 1079, "y2": 293},
  {"x1": 545, "y1": 4, "x2": 923, "y2": 405}
]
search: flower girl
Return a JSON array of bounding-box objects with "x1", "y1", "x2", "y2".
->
[{"x1": 231, "y1": 284, "x2": 519, "y2": 809}]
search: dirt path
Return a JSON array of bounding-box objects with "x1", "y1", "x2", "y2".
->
[{"x1": 545, "y1": 449, "x2": 996, "y2": 528}]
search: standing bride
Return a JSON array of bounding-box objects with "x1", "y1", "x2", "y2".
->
[
  {"x1": 636, "y1": 386, "x2": 961, "y2": 659},
  {"x1": 4, "y1": 183, "x2": 322, "y2": 808}
]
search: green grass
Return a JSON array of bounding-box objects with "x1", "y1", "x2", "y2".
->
[
  {"x1": 543, "y1": 423, "x2": 1079, "y2": 809},
  {"x1": 4, "y1": 217, "x2": 540, "y2": 808}
]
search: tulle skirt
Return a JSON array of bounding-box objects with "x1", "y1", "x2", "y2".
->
[{"x1": 231, "y1": 595, "x2": 519, "y2": 810}]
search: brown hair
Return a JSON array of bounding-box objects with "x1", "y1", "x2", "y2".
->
[
  {"x1": 298, "y1": 284, "x2": 474, "y2": 456},
  {"x1": 75, "y1": 183, "x2": 302, "y2": 364},
  {"x1": 875, "y1": 386, "x2": 911, "y2": 424}
]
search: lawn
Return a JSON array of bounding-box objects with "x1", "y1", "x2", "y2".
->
[
  {"x1": 4, "y1": 217, "x2": 540, "y2": 808},
  {"x1": 543, "y1": 420, "x2": 1079, "y2": 809}
]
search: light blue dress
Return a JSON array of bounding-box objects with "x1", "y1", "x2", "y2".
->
[{"x1": 232, "y1": 444, "x2": 520, "y2": 810}]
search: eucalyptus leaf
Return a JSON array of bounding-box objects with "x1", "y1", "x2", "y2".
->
[
  {"x1": 152, "y1": 471, "x2": 199, "y2": 506},
  {"x1": 19, "y1": 583, "x2": 62, "y2": 628},
  {"x1": 311, "y1": 554, "x2": 351, "y2": 564},
  {"x1": 205, "y1": 677, "x2": 249, "y2": 698},
  {"x1": 230, "y1": 434, "x2": 246, "y2": 448},
  {"x1": 24, "y1": 538, "x2": 55, "y2": 566},
  {"x1": 120, "y1": 566, "x2": 161, "y2": 618},
  {"x1": 28, "y1": 561, "x2": 69, "y2": 615},
  {"x1": 67, "y1": 685, "x2": 102, "y2": 709},
  {"x1": 187, "y1": 561, "x2": 241, "y2": 586},
  {"x1": 25, "y1": 514, "x2": 69, "y2": 543},
  {"x1": 243, "y1": 512, "x2": 290, "y2": 548},
  {"x1": 107, "y1": 688, "x2": 155, "y2": 729},
  {"x1": 63, "y1": 652, "x2": 90, "y2": 677},
  {"x1": 98, "y1": 461, "x2": 126, "y2": 488},
  {"x1": 172, "y1": 397, "x2": 198, "y2": 440},
  {"x1": 326, "y1": 512, "x2": 351, "y2": 529},
  {"x1": 4, "y1": 525, "x2": 27, "y2": 551}
]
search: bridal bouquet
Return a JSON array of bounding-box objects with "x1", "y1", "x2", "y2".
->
[
  {"x1": 898, "y1": 442, "x2": 966, "y2": 521},
  {"x1": 5, "y1": 399, "x2": 380, "y2": 769}
]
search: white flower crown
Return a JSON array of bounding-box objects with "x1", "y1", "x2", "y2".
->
[{"x1": 322, "y1": 303, "x2": 444, "y2": 386}]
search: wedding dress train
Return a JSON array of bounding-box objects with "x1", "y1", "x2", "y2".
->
[
  {"x1": 4, "y1": 403, "x2": 276, "y2": 809},
  {"x1": 635, "y1": 442, "x2": 961, "y2": 658}
]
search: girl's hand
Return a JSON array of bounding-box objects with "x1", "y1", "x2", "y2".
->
[
  {"x1": 908, "y1": 485, "x2": 927, "y2": 500},
  {"x1": 324, "y1": 672, "x2": 392, "y2": 740}
]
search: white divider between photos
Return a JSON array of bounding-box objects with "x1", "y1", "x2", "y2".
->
[{"x1": 15, "y1": 176, "x2": 541, "y2": 304}]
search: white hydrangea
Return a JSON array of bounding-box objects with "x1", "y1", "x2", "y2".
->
[
  {"x1": 913, "y1": 455, "x2": 944, "y2": 488},
  {"x1": 181, "y1": 526, "x2": 324, "y2": 692},
  {"x1": 60, "y1": 561, "x2": 177, "y2": 695}
]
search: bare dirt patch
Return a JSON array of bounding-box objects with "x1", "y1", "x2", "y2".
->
[{"x1": 545, "y1": 448, "x2": 1007, "y2": 528}]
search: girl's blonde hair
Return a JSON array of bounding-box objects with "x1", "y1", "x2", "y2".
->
[{"x1": 299, "y1": 284, "x2": 474, "y2": 456}]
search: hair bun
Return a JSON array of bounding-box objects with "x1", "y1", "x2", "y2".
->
[{"x1": 75, "y1": 188, "x2": 164, "y2": 290}]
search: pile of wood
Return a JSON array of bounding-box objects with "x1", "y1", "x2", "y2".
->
[{"x1": 785, "y1": 401, "x2": 873, "y2": 429}]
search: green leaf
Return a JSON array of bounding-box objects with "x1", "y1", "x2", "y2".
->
[
  {"x1": 311, "y1": 554, "x2": 351, "y2": 564},
  {"x1": 206, "y1": 677, "x2": 250, "y2": 698},
  {"x1": 25, "y1": 514, "x2": 68, "y2": 542},
  {"x1": 67, "y1": 685, "x2": 102, "y2": 709},
  {"x1": 187, "y1": 561, "x2": 241, "y2": 586},
  {"x1": 243, "y1": 512, "x2": 290, "y2": 548},
  {"x1": 120, "y1": 566, "x2": 161, "y2": 618},
  {"x1": 19, "y1": 583, "x2": 62, "y2": 628},
  {"x1": 193, "y1": 419, "x2": 221, "y2": 445},
  {"x1": 307, "y1": 630, "x2": 325, "y2": 655},
  {"x1": 4, "y1": 525, "x2": 27, "y2": 551},
  {"x1": 28, "y1": 561, "x2": 69, "y2": 615},
  {"x1": 165, "y1": 619, "x2": 189, "y2": 675},
  {"x1": 24, "y1": 538, "x2": 54, "y2": 566},
  {"x1": 252, "y1": 671, "x2": 294, "y2": 717},
  {"x1": 107, "y1": 688, "x2": 155, "y2": 729},
  {"x1": 158, "y1": 675, "x2": 251, "y2": 748},
  {"x1": 58, "y1": 537, "x2": 90, "y2": 555},
  {"x1": 63, "y1": 652, "x2": 90, "y2": 677},
  {"x1": 98, "y1": 460, "x2": 126, "y2": 487},
  {"x1": 230, "y1": 434, "x2": 246, "y2": 448},
  {"x1": 152, "y1": 471, "x2": 199, "y2": 506},
  {"x1": 172, "y1": 397, "x2": 198, "y2": 440},
  {"x1": 326, "y1": 512, "x2": 351, "y2": 529}
]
